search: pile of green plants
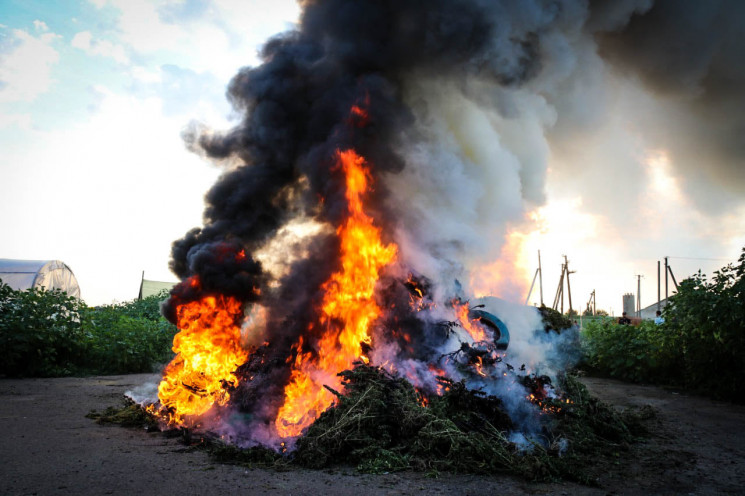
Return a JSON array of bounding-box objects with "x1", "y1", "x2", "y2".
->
[
  {"x1": 581, "y1": 248, "x2": 745, "y2": 401},
  {"x1": 537, "y1": 305, "x2": 574, "y2": 332},
  {"x1": 87, "y1": 397, "x2": 160, "y2": 430},
  {"x1": 290, "y1": 365, "x2": 647, "y2": 481},
  {"x1": 0, "y1": 282, "x2": 177, "y2": 377},
  {"x1": 158, "y1": 364, "x2": 644, "y2": 483}
]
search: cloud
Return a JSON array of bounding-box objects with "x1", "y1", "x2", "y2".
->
[
  {"x1": 0, "y1": 28, "x2": 60, "y2": 103},
  {"x1": 127, "y1": 63, "x2": 230, "y2": 123},
  {"x1": 71, "y1": 31, "x2": 129, "y2": 64},
  {"x1": 89, "y1": 0, "x2": 299, "y2": 80},
  {"x1": 0, "y1": 112, "x2": 32, "y2": 130},
  {"x1": 0, "y1": 89, "x2": 220, "y2": 304},
  {"x1": 33, "y1": 20, "x2": 49, "y2": 32}
]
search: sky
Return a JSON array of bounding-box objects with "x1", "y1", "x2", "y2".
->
[
  {"x1": 0, "y1": 0, "x2": 300, "y2": 304},
  {"x1": 1, "y1": 0, "x2": 743, "y2": 313}
]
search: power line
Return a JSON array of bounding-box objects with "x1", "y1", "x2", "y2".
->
[{"x1": 666, "y1": 256, "x2": 733, "y2": 262}]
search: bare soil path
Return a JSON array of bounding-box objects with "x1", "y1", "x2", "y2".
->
[{"x1": 1, "y1": 373, "x2": 743, "y2": 495}]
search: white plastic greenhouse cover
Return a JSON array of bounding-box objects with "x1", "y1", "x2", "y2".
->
[{"x1": 0, "y1": 259, "x2": 81, "y2": 299}]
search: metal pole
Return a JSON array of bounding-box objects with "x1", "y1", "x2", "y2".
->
[
  {"x1": 665, "y1": 256, "x2": 669, "y2": 299},
  {"x1": 636, "y1": 274, "x2": 642, "y2": 317},
  {"x1": 668, "y1": 265, "x2": 679, "y2": 291},
  {"x1": 553, "y1": 262, "x2": 564, "y2": 311},
  {"x1": 525, "y1": 268, "x2": 539, "y2": 306},
  {"x1": 565, "y1": 256, "x2": 574, "y2": 315},
  {"x1": 538, "y1": 250, "x2": 543, "y2": 306},
  {"x1": 657, "y1": 261, "x2": 661, "y2": 311}
]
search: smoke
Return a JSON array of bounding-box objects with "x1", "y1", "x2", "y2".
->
[
  {"x1": 541, "y1": 0, "x2": 745, "y2": 221},
  {"x1": 596, "y1": 0, "x2": 745, "y2": 210},
  {"x1": 166, "y1": 0, "x2": 566, "y2": 382},
  {"x1": 160, "y1": 0, "x2": 745, "y2": 442}
]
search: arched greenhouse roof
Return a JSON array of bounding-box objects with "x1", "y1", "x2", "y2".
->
[{"x1": 0, "y1": 259, "x2": 81, "y2": 299}]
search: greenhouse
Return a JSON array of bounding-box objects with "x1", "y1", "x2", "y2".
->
[{"x1": 0, "y1": 259, "x2": 81, "y2": 298}]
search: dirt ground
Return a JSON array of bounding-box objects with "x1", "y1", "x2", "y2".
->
[{"x1": 1, "y1": 373, "x2": 744, "y2": 496}]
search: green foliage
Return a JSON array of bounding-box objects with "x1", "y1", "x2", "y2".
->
[
  {"x1": 581, "y1": 248, "x2": 745, "y2": 401},
  {"x1": 0, "y1": 283, "x2": 177, "y2": 377},
  {"x1": 538, "y1": 305, "x2": 574, "y2": 332},
  {"x1": 94, "y1": 367, "x2": 650, "y2": 483},
  {"x1": 580, "y1": 318, "x2": 675, "y2": 383},
  {"x1": 660, "y1": 250, "x2": 745, "y2": 399},
  {"x1": 287, "y1": 364, "x2": 647, "y2": 482},
  {"x1": 0, "y1": 283, "x2": 86, "y2": 376},
  {"x1": 80, "y1": 304, "x2": 176, "y2": 375}
]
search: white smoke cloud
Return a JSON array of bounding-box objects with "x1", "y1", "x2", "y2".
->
[{"x1": 387, "y1": 80, "x2": 551, "y2": 300}]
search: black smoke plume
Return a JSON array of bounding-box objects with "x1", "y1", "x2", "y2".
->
[{"x1": 161, "y1": 0, "x2": 745, "y2": 440}]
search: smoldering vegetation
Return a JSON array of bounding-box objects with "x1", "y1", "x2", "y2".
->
[{"x1": 146, "y1": 0, "x2": 745, "y2": 475}]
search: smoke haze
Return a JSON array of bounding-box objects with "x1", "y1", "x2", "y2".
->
[{"x1": 159, "y1": 0, "x2": 745, "y2": 442}]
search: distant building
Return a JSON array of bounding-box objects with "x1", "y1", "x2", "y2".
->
[
  {"x1": 622, "y1": 293, "x2": 635, "y2": 316},
  {"x1": 639, "y1": 298, "x2": 671, "y2": 320},
  {"x1": 138, "y1": 272, "x2": 176, "y2": 300}
]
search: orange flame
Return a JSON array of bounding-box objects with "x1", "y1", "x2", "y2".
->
[
  {"x1": 275, "y1": 148, "x2": 397, "y2": 438},
  {"x1": 454, "y1": 301, "x2": 488, "y2": 342},
  {"x1": 156, "y1": 295, "x2": 248, "y2": 425},
  {"x1": 473, "y1": 356, "x2": 487, "y2": 377}
]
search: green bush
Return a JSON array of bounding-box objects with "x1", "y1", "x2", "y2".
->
[
  {"x1": 0, "y1": 283, "x2": 177, "y2": 377},
  {"x1": 80, "y1": 301, "x2": 176, "y2": 375},
  {"x1": 581, "y1": 248, "x2": 745, "y2": 401},
  {"x1": 0, "y1": 283, "x2": 86, "y2": 376},
  {"x1": 580, "y1": 318, "x2": 677, "y2": 383},
  {"x1": 660, "y1": 250, "x2": 745, "y2": 399}
]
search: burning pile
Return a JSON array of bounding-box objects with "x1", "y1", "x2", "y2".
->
[{"x1": 137, "y1": 0, "x2": 613, "y2": 470}]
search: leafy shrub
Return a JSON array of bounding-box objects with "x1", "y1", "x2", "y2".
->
[
  {"x1": 581, "y1": 248, "x2": 745, "y2": 401},
  {"x1": 0, "y1": 283, "x2": 86, "y2": 376},
  {"x1": 0, "y1": 283, "x2": 177, "y2": 377},
  {"x1": 80, "y1": 300, "x2": 176, "y2": 375},
  {"x1": 660, "y1": 250, "x2": 745, "y2": 399},
  {"x1": 580, "y1": 318, "x2": 676, "y2": 383}
]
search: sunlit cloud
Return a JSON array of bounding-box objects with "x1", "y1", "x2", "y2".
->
[
  {"x1": 0, "y1": 28, "x2": 61, "y2": 103},
  {"x1": 71, "y1": 31, "x2": 130, "y2": 64},
  {"x1": 90, "y1": 0, "x2": 301, "y2": 80}
]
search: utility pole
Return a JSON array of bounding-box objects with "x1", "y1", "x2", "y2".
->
[
  {"x1": 586, "y1": 290, "x2": 596, "y2": 316},
  {"x1": 668, "y1": 264, "x2": 679, "y2": 291},
  {"x1": 552, "y1": 261, "x2": 565, "y2": 312},
  {"x1": 593, "y1": 290, "x2": 596, "y2": 315},
  {"x1": 657, "y1": 261, "x2": 661, "y2": 311},
  {"x1": 635, "y1": 274, "x2": 643, "y2": 317},
  {"x1": 538, "y1": 250, "x2": 543, "y2": 306},
  {"x1": 664, "y1": 256, "x2": 669, "y2": 299},
  {"x1": 551, "y1": 256, "x2": 575, "y2": 315},
  {"x1": 664, "y1": 256, "x2": 679, "y2": 296},
  {"x1": 564, "y1": 255, "x2": 575, "y2": 315},
  {"x1": 524, "y1": 251, "x2": 545, "y2": 306}
]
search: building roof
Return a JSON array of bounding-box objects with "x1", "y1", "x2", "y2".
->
[
  {"x1": 138, "y1": 278, "x2": 176, "y2": 300},
  {"x1": 639, "y1": 298, "x2": 671, "y2": 319}
]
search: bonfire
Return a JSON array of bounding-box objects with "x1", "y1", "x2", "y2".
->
[{"x1": 112, "y1": 0, "x2": 651, "y2": 481}]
